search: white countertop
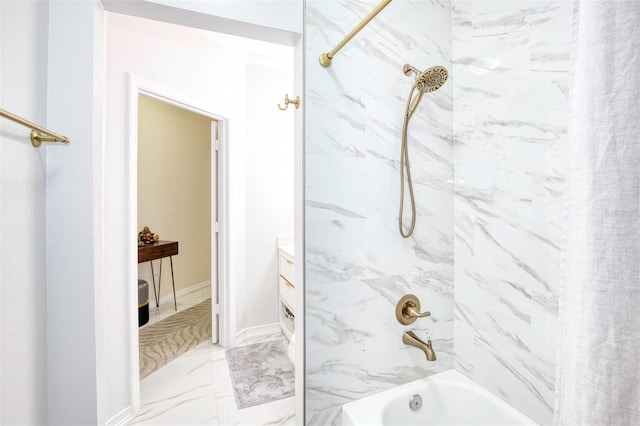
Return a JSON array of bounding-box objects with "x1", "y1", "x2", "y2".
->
[{"x1": 277, "y1": 236, "x2": 294, "y2": 259}]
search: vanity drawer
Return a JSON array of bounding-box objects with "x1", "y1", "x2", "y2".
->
[
  {"x1": 279, "y1": 254, "x2": 295, "y2": 283},
  {"x1": 279, "y1": 275, "x2": 295, "y2": 310}
]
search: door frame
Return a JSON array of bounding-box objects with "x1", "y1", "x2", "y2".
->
[{"x1": 127, "y1": 75, "x2": 230, "y2": 412}]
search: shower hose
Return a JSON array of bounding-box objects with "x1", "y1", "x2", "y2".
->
[{"x1": 399, "y1": 82, "x2": 420, "y2": 238}]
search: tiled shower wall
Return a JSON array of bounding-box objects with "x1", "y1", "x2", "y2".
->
[
  {"x1": 305, "y1": 0, "x2": 570, "y2": 424},
  {"x1": 305, "y1": 0, "x2": 454, "y2": 423},
  {"x1": 452, "y1": 2, "x2": 570, "y2": 424}
]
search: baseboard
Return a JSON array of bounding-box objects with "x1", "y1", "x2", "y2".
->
[
  {"x1": 106, "y1": 406, "x2": 133, "y2": 426},
  {"x1": 156, "y1": 279, "x2": 211, "y2": 307},
  {"x1": 235, "y1": 323, "x2": 281, "y2": 345}
]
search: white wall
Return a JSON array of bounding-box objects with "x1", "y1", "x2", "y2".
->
[
  {"x1": 46, "y1": 1, "x2": 104, "y2": 424},
  {"x1": 0, "y1": 1, "x2": 48, "y2": 423},
  {"x1": 241, "y1": 63, "x2": 294, "y2": 332},
  {"x1": 104, "y1": 11, "x2": 293, "y2": 420}
]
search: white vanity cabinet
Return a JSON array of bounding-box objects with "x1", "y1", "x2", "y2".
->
[{"x1": 278, "y1": 248, "x2": 295, "y2": 341}]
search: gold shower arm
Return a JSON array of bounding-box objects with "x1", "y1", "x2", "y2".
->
[
  {"x1": 0, "y1": 108, "x2": 70, "y2": 147},
  {"x1": 319, "y1": 0, "x2": 392, "y2": 67}
]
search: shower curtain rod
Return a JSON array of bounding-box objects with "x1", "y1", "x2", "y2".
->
[
  {"x1": 0, "y1": 108, "x2": 70, "y2": 147},
  {"x1": 319, "y1": 0, "x2": 392, "y2": 67}
]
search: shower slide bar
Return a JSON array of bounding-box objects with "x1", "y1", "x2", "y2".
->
[
  {"x1": 0, "y1": 108, "x2": 70, "y2": 147},
  {"x1": 319, "y1": 0, "x2": 392, "y2": 67}
]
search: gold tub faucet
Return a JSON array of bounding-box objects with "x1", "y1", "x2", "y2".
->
[{"x1": 402, "y1": 331, "x2": 437, "y2": 361}]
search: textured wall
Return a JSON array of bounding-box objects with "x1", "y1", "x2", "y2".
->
[
  {"x1": 452, "y1": 2, "x2": 570, "y2": 424},
  {"x1": 0, "y1": 1, "x2": 48, "y2": 423},
  {"x1": 305, "y1": 1, "x2": 454, "y2": 423}
]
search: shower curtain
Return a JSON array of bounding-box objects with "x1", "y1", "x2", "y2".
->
[{"x1": 555, "y1": 2, "x2": 640, "y2": 425}]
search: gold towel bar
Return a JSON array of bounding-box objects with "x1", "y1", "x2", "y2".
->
[
  {"x1": 319, "y1": 0, "x2": 393, "y2": 67},
  {"x1": 0, "y1": 108, "x2": 70, "y2": 147}
]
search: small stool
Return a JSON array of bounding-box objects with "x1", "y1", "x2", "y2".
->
[{"x1": 138, "y1": 279, "x2": 150, "y2": 327}]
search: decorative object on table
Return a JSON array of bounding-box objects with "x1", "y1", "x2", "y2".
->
[
  {"x1": 138, "y1": 226, "x2": 159, "y2": 245},
  {"x1": 226, "y1": 339, "x2": 294, "y2": 409},
  {"x1": 138, "y1": 299, "x2": 212, "y2": 379}
]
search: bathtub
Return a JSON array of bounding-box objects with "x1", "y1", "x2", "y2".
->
[{"x1": 342, "y1": 370, "x2": 538, "y2": 426}]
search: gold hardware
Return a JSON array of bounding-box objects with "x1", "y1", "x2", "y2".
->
[
  {"x1": 280, "y1": 275, "x2": 295, "y2": 288},
  {"x1": 278, "y1": 94, "x2": 300, "y2": 111},
  {"x1": 402, "y1": 331, "x2": 437, "y2": 361},
  {"x1": 319, "y1": 0, "x2": 392, "y2": 67},
  {"x1": 399, "y1": 64, "x2": 449, "y2": 238},
  {"x1": 0, "y1": 108, "x2": 70, "y2": 147},
  {"x1": 396, "y1": 294, "x2": 430, "y2": 325},
  {"x1": 285, "y1": 259, "x2": 293, "y2": 266}
]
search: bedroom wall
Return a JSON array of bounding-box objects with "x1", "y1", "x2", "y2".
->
[{"x1": 137, "y1": 95, "x2": 212, "y2": 299}]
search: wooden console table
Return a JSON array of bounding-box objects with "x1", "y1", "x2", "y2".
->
[{"x1": 138, "y1": 240, "x2": 178, "y2": 310}]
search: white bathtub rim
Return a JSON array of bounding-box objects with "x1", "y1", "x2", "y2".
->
[{"x1": 341, "y1": 369, "x2": 538, "y2": 426}]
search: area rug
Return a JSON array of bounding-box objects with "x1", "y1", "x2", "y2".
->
[
  {"x1": 226, "y1": 340, "x2": 294, "y2": 409},
  {"x1": 138, "y1": 299, "x2": 212, "y2": 379}
]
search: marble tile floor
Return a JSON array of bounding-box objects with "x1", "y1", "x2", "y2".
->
[
  {"x1": 129, "y1": 333, "x2": 295, "y2": 426},
  {"x1": 142, "y1": 284, "x2": 212, "y2": 328}
]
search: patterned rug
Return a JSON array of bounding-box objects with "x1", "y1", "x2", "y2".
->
[
  {"x1": 226, "y1": 340, "x2": 294, "y2": 409},
  {"x1": 138, "y1": 299, "x2": 212, "y2": 379}
]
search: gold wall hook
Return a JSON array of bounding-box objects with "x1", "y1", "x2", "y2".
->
[{"x1": 278, "y1": 94, "x2": 300, "y2": 111}]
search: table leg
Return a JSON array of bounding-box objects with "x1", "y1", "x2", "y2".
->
[
  {"x1": 170, "y1": 256, "x2": 177, "y2": 311},
  {"x1": 158, "y1": 258, "x2": 163, "y2": 307},
  {"x1": 150, "y1": 261, "x2": 159, "y2": 307}
]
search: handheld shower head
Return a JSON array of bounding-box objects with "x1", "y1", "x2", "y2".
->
[
  {"x1": 398, "y1": 64, "x2": 449, "y2": 238},
  {"x1": 416, "y1": 65, "x2": 448, "y2": 94},
  {"x1": 406, "y1": 65, "x2": 449, "y2": 117}
]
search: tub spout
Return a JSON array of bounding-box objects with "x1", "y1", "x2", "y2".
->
[{"x1": 403, "y1": 331, "x2": 437, "y2": 361}]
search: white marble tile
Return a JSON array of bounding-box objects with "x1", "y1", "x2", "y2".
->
[
  {"x1": 305, "y1": 219, "x2": 368, "y2": 285},
  {"x1": 307, "y1": 406, "x2": 342, "y2": 426},
  {"x1": 305, "y1": 341, "x2": 367, "y2": 414},
  {"x1": 305, "y1": 0, "x2": 455, "y2": 420},
  {"x1": 452, "y1": 2, "x2": 569, "y2": 424},
  {"x1": 454, "y1": 321, "x2": 555, "y2": 425},
  {"x1": 131, "y1": 344, "x2": 218, "y2": 425},
  {"x1": 305, "y1": 156, "x2": 369, "y2": 221},
  {"x1": 215, "y1": 395, "x2": 295, "y2": 426},
  {"x1": 129, "y1": 336, "x2": 295, "y2": 426},
  {"x1": 364, "y1": 329, "x2": 454, "y2": 395},
  {"x1": 366, "y1": 215, "x2": 454, "y2": 277}
]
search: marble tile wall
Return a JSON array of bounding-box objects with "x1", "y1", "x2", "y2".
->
[
  {"x1": 305, "y1": 0, "x2": 454, "y2": 423},
  {"x1": 452, "y1": 2, "x2": 570, "y2": 424}
]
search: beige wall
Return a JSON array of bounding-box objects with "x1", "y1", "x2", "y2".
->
[{"x1": 137, "y1": 95, "x2": 211, "y2": 299}]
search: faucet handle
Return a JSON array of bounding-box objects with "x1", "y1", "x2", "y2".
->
[
  {"x1": 405, "y1": 304, "x2": 431, "y2": 319},
  {"x1": 396, "y1": 294, "x2": 431, "y2": 325}
]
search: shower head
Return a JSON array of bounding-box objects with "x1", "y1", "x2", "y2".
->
[
  {"x1": 403, "y1": 64, "x2": 449, "y2": 117},
  {"x1": 415, "y1": 66, "x2": 448, "y2": 93}
]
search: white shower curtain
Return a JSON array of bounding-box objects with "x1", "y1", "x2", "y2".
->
[{"x1": 555, "y1": 2, "x2": 640, "y2": 425}]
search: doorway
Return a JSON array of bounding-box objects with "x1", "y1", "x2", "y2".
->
[
  {"x1": 127, "y1": 77, "x2": 229, "y2": 411},
  {"x1": 136, "y1": 94, "x2": 219, "y2": 341},
  {"x1": 107, "y1": 10, "x2": 302, "y2": 423}
]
